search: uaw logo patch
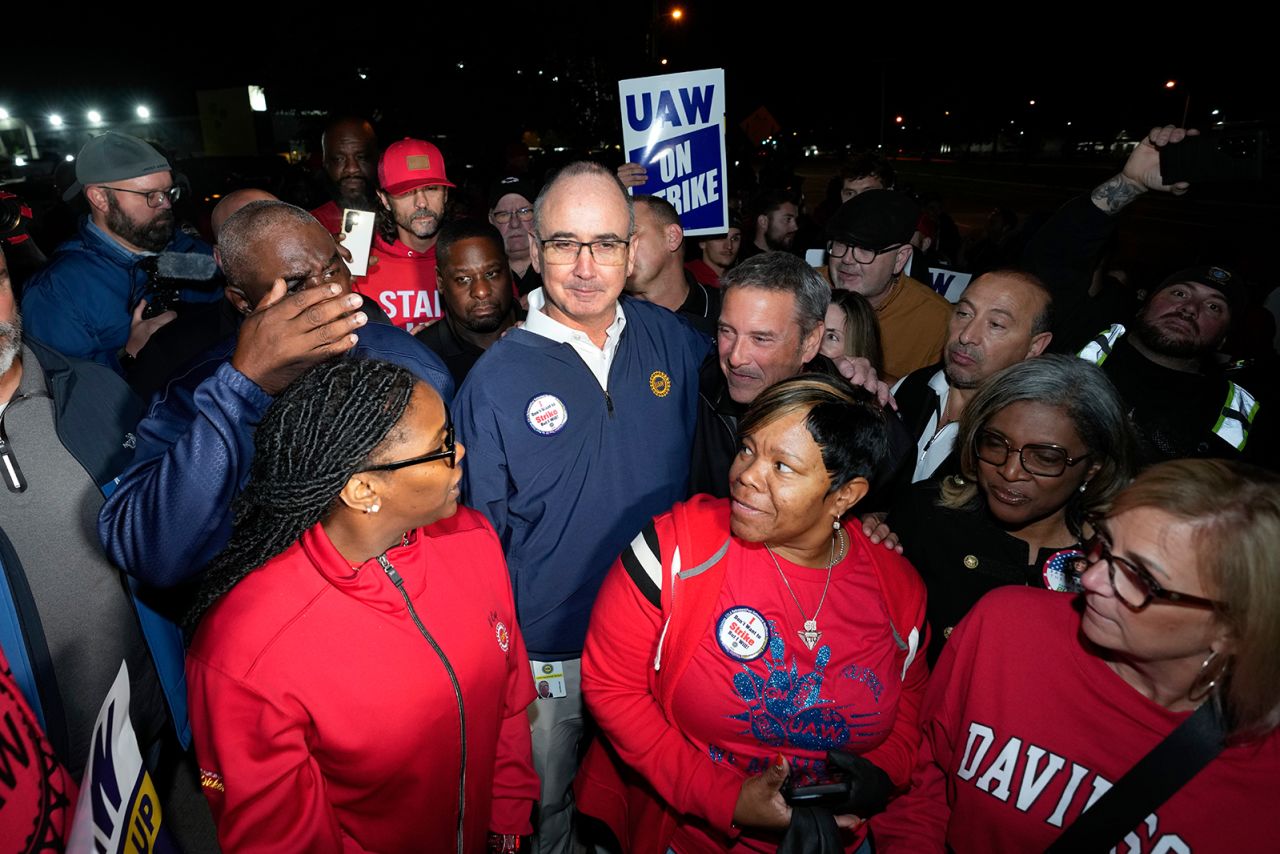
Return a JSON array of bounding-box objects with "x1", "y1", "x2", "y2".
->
[{"x1": 649, "y1": 370, "x2": 671, "y2": 398}]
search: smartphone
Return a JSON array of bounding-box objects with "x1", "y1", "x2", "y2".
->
[
  {"x1": 782, "y1": 769, "x2": 851, "y2": 808},
  {"x1": 1159, "y1": 131, "x2": 1267, "y2": 185},
  {"x1": 341, "y1": 209, "x2": 377, "y2": 277}
]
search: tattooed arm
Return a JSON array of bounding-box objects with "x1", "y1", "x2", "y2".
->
[{"x1": 1091, "y1": 124, "x2": 1199, "y2": 214}]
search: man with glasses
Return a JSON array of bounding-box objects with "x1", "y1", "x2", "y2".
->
[
  {"x1": 488, "y1": 176, "x2": 542, "y2": 302},
  {"x1": 825, "y1": 189, "x2": 951, "y2": 383},
  {"x1": 454, "y1": 161, "x2": 711, "y2": 854},
  {"x1": 22, "y1": 132, "x2": 218, "y2": 373},
  {"x1": 357, "y1": 138, "x2": 455, "y2": 331},
  {"x1": 100, "y1": 199, "x2": 453, "y2": 594}
]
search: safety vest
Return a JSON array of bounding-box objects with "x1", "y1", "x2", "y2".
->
[
  {"x1": 1077, "y1": 324, "x2": 1126, "y2": 366},
  {"x1": 1077, "y1": 325, "x2": 1260, "y2": 452}
]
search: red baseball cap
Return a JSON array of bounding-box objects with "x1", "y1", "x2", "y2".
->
[{"x1": 378, "y1": 138, "x2": 454, "y2": 195}]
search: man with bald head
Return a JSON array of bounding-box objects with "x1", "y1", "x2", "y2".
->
[
  {"x1": 211, "y1": 187, "x2": 277, "y2": 241},
  {"x1": 454, "y1": 161, "x2": 711, "y2": 853},
  {"x1": 310, "y1": 117, "x2": 379, "y2": 235},
  {"x1": 891, "y1": 269, "x2": 1054, "y2": 482},
  {"x1": 99, "y1": 200, "x2": 453, "y2": 593}
]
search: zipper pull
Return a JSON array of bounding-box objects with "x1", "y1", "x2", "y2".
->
[
  {"x1": 605, "y1": 390, "x2": 614, "y2": 415},
  {"x1": 377, "y1": 554, "x2": 404, "y2": 587},
  {"x1": 0, "y1": 437, "x2": 27, "y2": 493}
]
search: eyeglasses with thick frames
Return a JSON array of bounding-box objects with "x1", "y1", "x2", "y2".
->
[
  {"x1": 361, "y1": 420, "x2": 456, "y2": 471},
  {"x1": 827, "y1": 240, "x2": 902, "y2": 265},
  {"x1": 492, "y1": 206, "x2": 534, "y2": 225},
  {"x1": 974, "y1": 429, "x2": 1091, "y2": 478},
  {"x1": 1070, "y1": 523, "x2": 1225, "y2": 611},
  {"x1": 102, "y1": 185, "x2": 182, "y2": 208},
  {"x1": 536, "y1": 237, "x2": 630, "y2": 266}
]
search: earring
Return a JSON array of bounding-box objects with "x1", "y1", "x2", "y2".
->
[
  {"x1": 833, "y1": 518, "x2": 840, "y2": 531},
  {"x1": 1189, "y1": 649, "x2": 1227, "y2": 702},
  {"x1": 366, "y1": 503, "x2": 381, "y2": 515},
  {"x1": 1079, "y1": 481, "x2": 1090, "y2": 494}
]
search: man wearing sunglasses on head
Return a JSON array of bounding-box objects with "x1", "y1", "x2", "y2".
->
[{"x1": 23, "y1": 132, "x2": 220, "y2": 374}]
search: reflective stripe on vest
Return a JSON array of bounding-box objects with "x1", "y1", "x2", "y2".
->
[
  {"x1": 1213, "y1": 382, "x2": 1260, "y2": 452},
  {"x1": 1078, "y1": 324, "x2": 1126, "y2": 366}
]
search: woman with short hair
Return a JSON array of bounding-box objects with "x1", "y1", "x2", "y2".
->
[{"x1": 578, "y1": 374, "x2": 928, "y2": 852}]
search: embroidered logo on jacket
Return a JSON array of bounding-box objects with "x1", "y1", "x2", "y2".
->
[
  {"x1": 649, "y1": 370, "x2": 671, "y2": 397},
  {"x1": 200, "y1": 768, "x2": 225, "y2": 792}
]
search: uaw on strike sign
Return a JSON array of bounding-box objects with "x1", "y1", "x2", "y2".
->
[
  {"x1": 67, "y1": 663, "x2": 178, "y2": 854},
  {"x1": 619, "y1": 68, "x2": 729, "y2": 236}
]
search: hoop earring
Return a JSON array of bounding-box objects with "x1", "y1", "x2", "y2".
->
[{"x1": 1189, "y1": 650, "x2": 1227, "y2": 703}]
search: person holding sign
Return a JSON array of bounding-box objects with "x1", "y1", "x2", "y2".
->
[{"x1": 577, "y1": 374, "x2": 928, "y2": 852}]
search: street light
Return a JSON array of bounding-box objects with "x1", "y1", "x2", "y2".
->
[
  {"x1": 49, "y1": 114, "x2": 63, "y2": 127},
  {"x1": 136, "y1": 105, "x2": 151, "y2": 119},
  {"x1": 0, "y1": 107, "x2": 8, "y2": 120},
  {"x1": 670, "y1": 6, "x2": 683, "y2": 20},
  {"x1": 895, "y1": 115, "x2": 903, "y2": 124},
  {"x1": 87, "y1": 109, "x2": 103, "y2": 125},
  {"x1": 1165, "y1": 80, "x2": 1176, "y2": 89}
]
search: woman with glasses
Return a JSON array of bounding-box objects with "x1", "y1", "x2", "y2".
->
[
  {"x1": 873, "y1": 458, "x2": 1280, "y2": 851},
  {"x1": 184, "y1": 358, "x2": 538, "y2": 854},
  {"x1": 888, "y1": 355, "x2": 1135, "y2": 664}
]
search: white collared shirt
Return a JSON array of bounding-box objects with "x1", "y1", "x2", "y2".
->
[
  {"x1": 523, "y1": 288, "x2": 627, "y2": 391},
  {"x1": 911, "y1": 368, "x2": 958, "y2": 482}
]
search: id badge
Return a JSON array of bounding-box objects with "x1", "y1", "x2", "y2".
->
[{"x1": 530, "y1": 660, "x2": 567, "y2": 699}]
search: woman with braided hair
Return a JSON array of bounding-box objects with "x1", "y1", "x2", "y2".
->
[{"x1": 184, "y1": 358, "x2": 539, "y2": 854}]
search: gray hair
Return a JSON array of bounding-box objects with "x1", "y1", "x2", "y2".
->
[
  {"x1": 532, "y1": 161, "x2": 635, "y2": 238},
  {"x1": 218, "y1": 200, "x2": 321, "y2": 289},
  {"x1": 721, "y1": 251, "x2": 831, "y2": 336},
  {"x1": 940, "y1": 355, "x2": 1136, "y2": 525}
]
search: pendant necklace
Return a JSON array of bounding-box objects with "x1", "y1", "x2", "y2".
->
[{"x1": 765, "y1": 527, "x2": 844, "y2": 651}]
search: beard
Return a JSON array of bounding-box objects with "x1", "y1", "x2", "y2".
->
[
  {"x1": 331, "y1": 177, "x2": 377, "y2": 211},
  {"x1": 1133, "y1": 311, "x2": 1203, "y2": 358},
  {"x1": 764, "y1": 231, "x2": 794, "y2": 251},
  {"x1": 106, "y1": 193, "x2": 173, "y2": 253},
  {"x1": 0, "y1": 311, "x2": 22, "y2": 376},
  {"x1": 400, "y1": 208, "x2": 443, "y2": 240}
]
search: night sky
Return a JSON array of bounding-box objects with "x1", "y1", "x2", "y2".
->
[{"x1": 6, "y1": 6, "x2": 1274, "y2": 162}]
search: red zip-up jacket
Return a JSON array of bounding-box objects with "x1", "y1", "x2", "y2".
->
[{"x1": 187, "y1": 508, "x2": 538, "y2": 853}]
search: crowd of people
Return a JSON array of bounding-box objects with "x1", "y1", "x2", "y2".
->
[{"x1": 1, "y1": 111, "x2": 1277, "y2": 854}]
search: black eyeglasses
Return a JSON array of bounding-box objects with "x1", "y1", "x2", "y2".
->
[
  {"x1": 362, "y1": 420, "x2": 456, "y2": 471},
  {"x1": 974, "y1": 430, "x2": 1091, "y2": 478},
  {"x1": 826, "y1": 240, "x2": 902, "y2": 265},
  {"x1": 492, "y1": 206, "x2": 534, "y2": 225},
  {"x1": 536, "y1": 236, "x2": 630, "y2": 266},
  {"x1": 1069, "y1": 523, "x2": 1225, "y2": 611},
  {"x1": 102, "y1": 185, "x2": 181, "y2": 208}
]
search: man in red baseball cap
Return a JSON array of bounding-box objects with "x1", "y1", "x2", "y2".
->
[{"x1": 354, "y1": 138, "x2": 455, "y2": 331}]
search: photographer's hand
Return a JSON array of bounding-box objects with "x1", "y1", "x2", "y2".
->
[
  {"x1": 126, "y1": 299, "x2": 177, "y2": 358},
  {"x1": 1091, "y1": 125, "x2": 1199, "y2": 214}
]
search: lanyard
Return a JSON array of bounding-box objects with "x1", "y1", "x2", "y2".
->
[{"x1": 0, "y1": 389, "x2": 52, "y2": 493}]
